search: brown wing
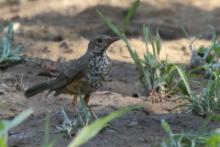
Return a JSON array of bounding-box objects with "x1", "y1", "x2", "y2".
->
[
  {"x1": 25, "y1": 54, "x2": 89, "y2": 97},
  {"x1": 49, "y1": 54, "x2": 89, "y2": 94}
]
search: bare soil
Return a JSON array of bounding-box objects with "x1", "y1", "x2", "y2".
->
[{"x1": 1, "y1": 0, "x2": 220, "y2": 146}]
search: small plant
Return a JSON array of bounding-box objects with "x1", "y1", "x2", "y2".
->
[
  {"x1": 56, "y1": 108, "x2": 79, "y2": 137},
  {"x1": 197, "y1": 32, "x2": 219, "y2": 64},
  {"x1": 189, "y1": 31, "x2": 220, "y2": 74},
  {"x1": 190, "y1": 72, "x2": 220, "y2": 116},
  {"x1": 97, "y1": 9, "x2": 188, "y2": 98},
  {"x1": 173, "y1": 65, "x2": 220, "y2": 116},
  {"x1": 97, "y1": 7, "x2": 220, "y2": 117},
  {"x1": 161, "y1": 119, "x2": 220, "y2": 147},
  {"x1": 0, "y1": 109, "x2": 33, "y2": 147},
  {"x1": 0, "y1": 22, "x2": 23, "y2": 69},
  {"x1": 199, "y1": 39, "x2": 220, "y2": 73},
  {"x1": 141, "y1": 26, "x2": 178, "y2": 95},
  {"x1": 56, "y1": 95, "x2": 92, "y2": 137}
]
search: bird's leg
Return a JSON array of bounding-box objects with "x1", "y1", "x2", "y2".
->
[{"x1": 84, "y1": 94, "x2": 98, "y2": 119}]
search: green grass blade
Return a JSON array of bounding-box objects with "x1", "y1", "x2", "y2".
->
[
  {"x1": 1, "y1": 38, "x2": 7, "y2": 60},
  {"x1": 68, "y1": 105, "x2": 142, "y2": 147},
  {"x1": 151, "y1": 41, "x2": 157, "y2": 59},
  {"x1": 6, "y1": 109, "x2": 33, "y2": 133},
  {"x1": 203, "y1": 43, "x2": 215, "y2": 60},
  {"x1": 143, "y1": 24, "x2": 149, "y2": 43},
  {"x1": 7, "y1": 23, "x2": 13, "y2": 40},
  {"x1": 207, "y1": 132, "x2": 220, "y2": 146},
  {"x1": 0, "y1": 136, "x2": 7, "y2": 147},
  {"x1": 155, "y1": 31, "x2": 161, "y2": 58},
  {"x1": 41, "y1": 115, "x2": 52, "y2": 147},
  {"x1": 3, "y1": 38, "x2": 11, "y2": 58},
  {"x1": 161, "y1": 119, "x2": 172, "y2": 134},
  {"x1": 122, "y1": 0, "x2": 140, "y2": 33},
  {"x1": 181, "y1": 25, "x2": 190, "y2": 38},
  {"x1": 0, "y1": 23, "x2": 3, "y2": 33},
  {"x1": 174, "y1": 65, "x2": 192, "y2": 98},
  {"x1": 97, "y1": 10, "x2": 138, "y2": 62},
  {"x1": 143, "y1": 25, "x2": 150, "y2": 52},
  {"x1": 0, "y1": 109, "x2": 33, "y2": 137},
  {"x1": 96, "y1": 9, "x2": 123, "y2": 38}
]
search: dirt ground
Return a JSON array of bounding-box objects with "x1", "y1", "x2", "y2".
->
[{"x1": 1, "y1": 0, "x2": 220, "y2": 146}]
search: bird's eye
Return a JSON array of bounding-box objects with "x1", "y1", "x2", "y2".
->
[{"x1": 97, "y1": 38, "x2": 103, "y2": 44}]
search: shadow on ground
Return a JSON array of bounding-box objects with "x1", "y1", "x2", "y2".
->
[{"x1": 14, "y1": 1, "x2": 220, "y2": 41}]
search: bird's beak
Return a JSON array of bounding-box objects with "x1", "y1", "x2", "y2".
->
[{"x1": 107, "y1": 36, "x2": 120, "y2": 45}]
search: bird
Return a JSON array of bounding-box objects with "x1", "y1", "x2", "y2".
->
[{"x1": 25, "y1": 35, "x2": 120, "y2": 106}]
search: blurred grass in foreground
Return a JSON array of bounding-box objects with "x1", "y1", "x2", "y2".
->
[
  {"x1": 161, "y1": 119, "x2": 220, "y2": 147},
  {"x1": 0, "y1": 109, "x2": 33, "y2": 147}
]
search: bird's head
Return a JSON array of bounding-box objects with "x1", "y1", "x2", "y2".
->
[{"x1": 87, "y1": 35, "x2": 120, "y2": 55}]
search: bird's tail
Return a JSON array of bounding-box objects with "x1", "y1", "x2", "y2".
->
[{"x1": 25, "y1": 82, "x2": 51, "y2": 98}]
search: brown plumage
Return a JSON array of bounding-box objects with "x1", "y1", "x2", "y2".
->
[{"x1": 25, "y1": 35, "x2": 119, "y2": 105}]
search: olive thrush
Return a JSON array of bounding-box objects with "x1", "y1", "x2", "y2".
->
[{"x1": 25, "y1": 35, "x2": 119, "y2": 105}]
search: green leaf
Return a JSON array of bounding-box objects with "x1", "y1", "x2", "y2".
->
[
  {"x1": 143, "y1": 25, "x2": 149, "y2": 43},
  {"x1": 0, "y1": 136, "x2": 7, "y2": 147},
  {"x1": 161, "y1": 119, "x2": 172, "y2": 134},
  {"x1": 180, "y1": 25, "x2": 190, "y2": 38},
  {"x1": 68, "y1": 105, "x2": 143, "y2": 147},
  {"x1": 0, "y1": 109, "x2": 33, "y2": 136},
  {"x1": 6, "y1": 23, "x2": 13, "y2": 40},
  {"x1": 155, "y1": 31, "x2": 161, "y2": 57},
  {"x1": 8, "y1": 109, "x2": 33, "y2": 130},
  {"x1": 206, "y1": 133, "x2": 220, "y2": 147},
  {"x1": 3, "y1": 38, "x2": 11, "y2": 58},
  {"x1": 0, "y1": 122, "x2": 5, "y2": 131}
]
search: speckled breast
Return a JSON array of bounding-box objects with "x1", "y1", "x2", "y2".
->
[
  {"x1": 86, "y1": 55, "x2": 111, "y2": 89},
  {"x1": 65, "y1": 55, "x2": 111, "y2": 95}
]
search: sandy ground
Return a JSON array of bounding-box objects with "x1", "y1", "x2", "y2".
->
[{"x1": 1, "y1": 0, "x2": 220, "y2": 146}]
